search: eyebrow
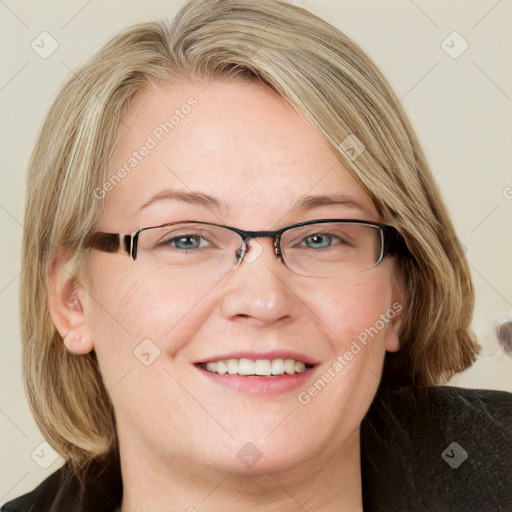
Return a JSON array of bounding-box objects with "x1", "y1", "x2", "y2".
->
[
  {"x1": 291, "y1": 193, "x2": 369, "y2": 214},
  {"x1": 139, "y1": 190, "x2": 224, "y2": 212},
  {"x1": 139, "y1": 190, "x2": 368, "y2": 215}
]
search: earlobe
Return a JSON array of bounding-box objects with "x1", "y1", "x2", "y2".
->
[
  {"x1": 385, "y1": 330, "x2": 400, "y2": 353},
  {"x1": 385, "y1": 299, "x2": 403, "y2": 353},
  {"x1": 387, "y1": 266, "x2": 405, "y2": 353},
  {"x1": 63, "y1": 329, "x2": 94, "y2": 354},
  {"x1": 48, "y1": 248, "x2": 94, "y2": 355}
]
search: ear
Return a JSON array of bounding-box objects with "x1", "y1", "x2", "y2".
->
[
  {"x1": 48, "y1": 248, "x2": 93, "y2": 354},
  {"x1": 385, "y1": 271, "x2": 404, "y2": 353},
  {"x1": 385, "y1": 327, "x2": 401, "y2": 353}
]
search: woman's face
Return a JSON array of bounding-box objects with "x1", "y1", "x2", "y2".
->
[{"x1": 79, "y1": 80, "x2": 401, "y2": 476}]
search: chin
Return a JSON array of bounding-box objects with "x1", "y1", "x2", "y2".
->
[{"x1": 193, "y1": 419, "x2": 327, "y2": 476}]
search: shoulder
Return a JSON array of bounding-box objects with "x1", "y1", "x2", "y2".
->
[
  {"x1": 1, "y1": 458, "x2": 121, "y2": 512},
  {"x1": 361, "y1": 386, "x2": 512, "y2": 511},
  {"x1": 367, "y1": 385, "x2": 512, "y2": 433},
  {"x1": 1, "y1": 466, "x2": 64, "y2": 512}
]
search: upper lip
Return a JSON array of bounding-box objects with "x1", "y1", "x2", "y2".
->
[{"x1": 196, "y1": 351, "x2": 319, "y2": 366}]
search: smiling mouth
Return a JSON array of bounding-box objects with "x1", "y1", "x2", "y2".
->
[{"x1": 199, "y1": 358, "x2": 315, "y2": 376}]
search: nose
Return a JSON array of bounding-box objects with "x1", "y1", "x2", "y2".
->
[
  {"x1": 219, "y1": 238, "x2": 296, "y2": 326},
  {"x1": 234, "y1": 232, "x2": 280, "y2": 264}
]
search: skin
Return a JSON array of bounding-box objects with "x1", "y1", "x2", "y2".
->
[{"x1": 50, "y1": 80, "x2": 402, "y2": 512}]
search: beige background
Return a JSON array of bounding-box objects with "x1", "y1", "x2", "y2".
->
[{"x1": 1, "y1": 0, "x2": 511, "y2": 503}]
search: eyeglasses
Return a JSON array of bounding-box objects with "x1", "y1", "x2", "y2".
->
[{"x1": 85, "y1": 219, "x2": 407, "y2": 279}]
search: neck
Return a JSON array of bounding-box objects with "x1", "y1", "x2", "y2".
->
[{"x1": 119, "y1": 429, "x2": 363, "y2": 512}]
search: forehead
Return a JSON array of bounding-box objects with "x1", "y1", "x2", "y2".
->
[{"x1": 103, "y1": 80, "x2": 377, "y2": 229}]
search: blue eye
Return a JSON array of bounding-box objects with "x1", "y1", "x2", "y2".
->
[
  {"x1": 169, "y1": 235, "x2": 204, "y2": 250},
  {"x1": 304, "y1": 233, "x2": 335, "y2": 249}
]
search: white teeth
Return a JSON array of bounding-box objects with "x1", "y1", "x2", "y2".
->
[
  {"x1": 216, "y1": 360, "x2": 228, "y2": 375},
  {"x1": 284, "y1": 359, "x2": 296, "y2": 375},
  {"x1": 271, "y1": 359, "x2": 285, "y2": 375},
  {"x1": 295, "y1": 361, "x2": 306, "y2": 373},
  {"x1": 202, "y1": 358, "x2": 310, "y2": 376},
  {"x1": 238, "y1": 358, "x2": 255, "y2": 375},
  {"x1": 227, "y1": 359, "x2": 238, "y2": 375},
  {"x1": 205, "y1": 362, "x2": 217, "y2": 372},
  {"x1": 255, "y1": 359, "x2": 272, "y2": 376}
]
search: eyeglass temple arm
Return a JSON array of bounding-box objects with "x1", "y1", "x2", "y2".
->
[
  {"x1": 384, "y1": 226, "x2": 409, "y2": 255},
  {"x1": 84, "y1": 232, "x2": 133, "y2": 256}
]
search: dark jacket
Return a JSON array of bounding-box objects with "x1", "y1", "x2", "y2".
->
[{"x1": 3, "y1": 386, "x2": 511, "y2": 511}]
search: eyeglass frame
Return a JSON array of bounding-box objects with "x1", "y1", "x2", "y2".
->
[{"x1": 85, "y1": 219, "x2": 408, "y2": 271}]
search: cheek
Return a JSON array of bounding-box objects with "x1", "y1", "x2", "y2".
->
[
  {"x1": 82, "y1": 259, "x2": 212, "y2": 371},
  {"x1": 289, "y1": 272, "x2": 400, "y2": 449},
  {"x1": 298, "y1": 272, "x2": 397, "y2": 400},
  {"x1": 307, "y1": 271, "x2": 396, "y2": 350}
]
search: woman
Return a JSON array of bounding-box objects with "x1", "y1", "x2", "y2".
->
[{"x1": 4, "y1": 0, "x2": 510, "y2": 510}]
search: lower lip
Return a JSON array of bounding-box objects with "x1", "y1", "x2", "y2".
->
[{"x1": 196, "y1": 364, "x2": 317, "y2": 395}]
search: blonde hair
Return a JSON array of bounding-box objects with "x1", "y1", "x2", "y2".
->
[{"x1": 21, "y1": 0, "x2": 478, "y2": 467}]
